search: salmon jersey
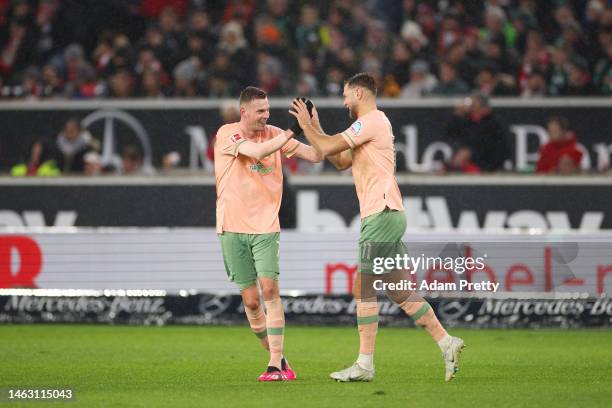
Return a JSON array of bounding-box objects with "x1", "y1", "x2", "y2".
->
[
  {"x1": 214, "y1": 123, "x2": 299, "y2": 234},
  {"x1": 341, "y1": 109, "x2": 404, "y2": 218}
]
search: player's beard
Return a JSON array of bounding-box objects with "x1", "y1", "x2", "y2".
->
[{"x1": 347, "y1": 106, "x2": 355, "y2": 120}]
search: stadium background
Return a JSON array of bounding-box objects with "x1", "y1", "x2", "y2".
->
[{"x1": 0, "y1": 1, "x2": 611, "y2": 407}]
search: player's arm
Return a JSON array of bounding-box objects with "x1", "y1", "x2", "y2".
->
[
  {"x1": 236, "y1": 130, "x2": 295, "y2": 161},
  {"x1": 277, "y1": 98, "x2": 322, "y2": 163},
  {"x1": 286, "y1": 141, "x2": 323, "y2": 163},
  {"x1": 307, "y1": 106, "x2": 352, "y2": 169},
  {"x1": 327, "y1": 149, "x2": 353, "y2": 170},
  {"x1": 289, "y1": 100, "x2": 351, "y2": 157}
]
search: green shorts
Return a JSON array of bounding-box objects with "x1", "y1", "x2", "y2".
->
[
  {"x1": 359, "y1": 208, "x2": 408, "y2": 275},
  {"x1": 219, "y1": 232, "x2": 280, "y2": 290}
]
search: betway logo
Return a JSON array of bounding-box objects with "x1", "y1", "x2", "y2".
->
[
  {"x1": 0, "y1": 211, "x2": 76, "y2": 227},
  {"x1": 297, "y1": 191, "x2": 603, "y2": 231}
]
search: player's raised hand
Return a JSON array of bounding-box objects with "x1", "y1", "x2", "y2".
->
[
  {"x1": 289, "y1": 98, "x2": 312, "y2": 131},
  {"x1": 304, "y1": 98, "x2": 314, "y2": 116},
  {"x1": 288, "y1": 98, "x2": 305, "y2": 136},
  {"x1": 310, "y1": 105, "x2": 321, "y2": 130}
]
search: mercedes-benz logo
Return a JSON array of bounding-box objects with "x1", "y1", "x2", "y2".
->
[
  {"x1": 81, "y1": 109, "x2": 154, "y2": 171},
  {"x1": 437, "y1": 300, "x2": 471, "y2": 320},
  {"x1": 198, "y1": 295, "x2": 233, "y2": 316}
]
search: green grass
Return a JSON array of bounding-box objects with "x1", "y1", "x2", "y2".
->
[{"x1": 0, "y1": 325, "x2": 610, "y2": 407}]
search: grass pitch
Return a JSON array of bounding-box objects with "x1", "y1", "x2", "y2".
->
[{"x1": 0, "y1": 325, "x2": 610, "y2": 407}]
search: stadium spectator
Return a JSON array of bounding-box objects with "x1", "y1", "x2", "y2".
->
[
  {"x1": 294, "y1": 72, "x2": 318, "y2": 97},
  {"x1": 138, "y1": 68, "x2": 166, "y2": 98},
  {"x1": 0, "y1": 0, "x2": 36, "y2": 76},
  {"x1": 474, "y1": 65, "x2": 518, "y2": 96},
  {"x1": 536, "y1": 116, "x2": 583, "y2": 174},
  {"x1": 263, "y1": 0, "x2": 294, "y2": 46},
  {"x1": 482, "y1": 34, "x2": 518, "y2": 76},
  {"x1": 107, "y1": 68, "x2": 134, "y2": 98},
  {"x1": 295, "y1": 4, "x2": 323, "y2": 57},
  {"x1": 521, "y1": 68, "x2": 548, "y2": 97},
  {"x1": 387, "y1": 40, "x2": 413, "y2": 90},
  {"x1": 17, "y1": 65, "x2": 40, "y2": 98},
  {"x1": 83, "y1": 151, "x2": 103, "y2": 176},
  {"x1": 119, "y1": 144, "x2": 154, "y2": 175},
  {"x1": 253, "y1": 12, "x2": 287, "y2": 60},
  {"x1": 219, "y1": 99, "x2": 241, "y2": 124},
  {"x1": 10, "y1": 140, "x2": 60, "y2": 176},
  {"x1": 56, "y1": 118, "x2": 97, "y2": 173},
  {"x1": 430, "y1": 61, "x2": 470, "y2": 96},
  {"x1": 593, "y1": 40, "x2": 612, "y2": 95},
  {"x1": 257, "y1": 53, "x2": 285, "y2": 96},
  {"x1": 322, "y1": 65, "x2": 345, "y2": 96},
  {"x1": 563, "y1": 61, "x2": 597, "y2": 95},
  {"x1": 462, "y1": 28, "x2": 486, "y2": 85},
  {"x1": 400, "y1": 20, "x2": 431, "y2": 62},
  {"x1": 436, "y1": 10, "x2": 463, "y2": 55},
  {"x1": 187, "y1": 8, "x2": 214, "y2": 44},
  {"x1": 517, "y1": 29, "x2": 549, "y2": 94},
  {"x1": 441, "y1": 146, "x2": 481, "y2": 174},
  {"x1": 161, "y1": 151, "x2": 181, "y2": 171},
  {"x1": 444, "y1": 92, "x2": 510, "y2": 172},
  {"x1": 547, "y1": 46, "x2": 572, "y2": 96},
  {"x1": 319, "y1": 26, "x2": 350, "y2": 76},
  {"x1": 400, "y1": 59, "x2": 437, "y2": 98},
  {"x1": 39, "y1": 63, "x2": 63, "y2": 97},
  {"x1": 33, "y1": 0, "x2": 68, "y2": 66},
  {"x1": 157, "y1": 5, "x2": 187, "y2": 71},
  {"x1": 481, "y1": 6, "x2": 513, "y2": 49},
  {"x1": 134, "y1": 47, "x2": 164, "y2": 77},
  {"x1": 217, "y1": 20, "x2": 253, "y2": 88}
]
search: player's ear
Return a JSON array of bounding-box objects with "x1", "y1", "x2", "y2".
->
[{"x1": 240, "y1": 105, "x2": 246, "y2": 116}]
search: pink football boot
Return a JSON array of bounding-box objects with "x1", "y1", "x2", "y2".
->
[
  {"x1": 281, "y1": 358, "x2": 297, "y2": 381},
  {"x1": 258, "y1": 367, "x2": 284, "y2": 382}
]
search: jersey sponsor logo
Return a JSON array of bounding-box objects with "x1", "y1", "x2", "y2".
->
[
  {"x1": 351, "y1": 121, "x2": 362, "y2": 135},
  {"x1": 230, "y1": 133, "x2": 243, "y2": 144},
  {"x1": 249, "y1": 161, "x2": 274, "y2": 175}
]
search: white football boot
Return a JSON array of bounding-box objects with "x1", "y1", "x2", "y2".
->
[{"x1": 330, "y1": 362, "x2": 375, "y2": 382}]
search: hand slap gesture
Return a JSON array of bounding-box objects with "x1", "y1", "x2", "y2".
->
[{"x1": 289, "y1": 98, "x2": 312, "y2": 130}]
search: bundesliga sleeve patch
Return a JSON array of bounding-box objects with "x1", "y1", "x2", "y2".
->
[
  {"x1": 230, "y1": 133, "x2": 243, "y2": 144},
  {"x1": 350, "y1": 121, "x2": 362, "y2": 136}
]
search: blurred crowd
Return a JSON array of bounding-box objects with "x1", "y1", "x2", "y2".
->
[
  {"x1": 439, "y1": 92, "x2": 584, "y2": 174},
  {"x1": 9, "y1": 94, "x2": 586, "y2": 177},
  {"x1": 1, "y1": 0, "x2": 611, "y2": 100},
  {"x1": 10, "y1": 117, "x2": 158, "y2": 176}
]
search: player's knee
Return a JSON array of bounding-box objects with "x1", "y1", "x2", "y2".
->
[
  {"x1": 243, "y1": 298, "x2": 261, "y2": 311},
  {"x1": 387, "y1": 290, "x2": 410, "y2": 305},
  {"x1": 261, "y1": 285, "x2": 278, "y2": 300}
]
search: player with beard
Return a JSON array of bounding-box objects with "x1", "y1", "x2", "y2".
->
[{"x1": 289, "y1": 73, "x2": 465, "y2": 382}]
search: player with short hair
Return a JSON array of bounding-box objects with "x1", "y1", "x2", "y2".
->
[
  {"x1": 289, "y1": 73, "x2": 465, "y2": 382},
  {"x1": 215, "y1": 86, "x2": 320, "y2": 381}
]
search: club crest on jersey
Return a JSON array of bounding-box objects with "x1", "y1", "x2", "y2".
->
[
  {"x1": 230, "y1": 133, "x2": 243, "y2": 143},
  {"x1": 351, "y1": 121, "x2": 362, "y2": 135}
]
